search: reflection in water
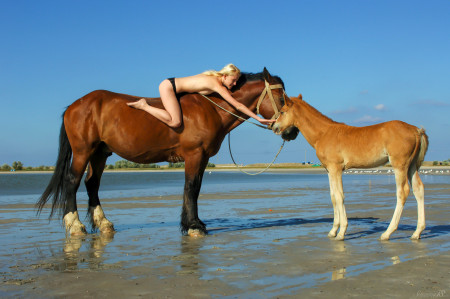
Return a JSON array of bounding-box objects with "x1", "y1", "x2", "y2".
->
[
  {"x1": 63, "y1": 235, "x2": 84, "y2": 256},
  {"x1": 62, "y1": 233, "x2": 115, "y2": 270},
  {"x1": 174, "y1": 237, "x2": 205, "y2": 275},
  {"x1": 90, "y1": 233, "x2": 115, "y2": 258},
  {"x1": 331, "y1": 268, "x2": 346, "y2": 280},
  {"x1": 391, "y1": 256, "x2": 401, "y2": 265},
  {"x1": 331, "y1": 241, "x2": 347, "y2": 253}
]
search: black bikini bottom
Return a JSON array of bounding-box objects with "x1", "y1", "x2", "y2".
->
[{"x1": 167, "y1": 77, "x2": 180, "y2": 103}]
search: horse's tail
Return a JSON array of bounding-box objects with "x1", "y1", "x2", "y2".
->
[
  {"x1": 36, "y1": 113, "x2": 73, "y2": 218},
  {"x1": 409, "y1": 128, "x2": 429, "y2": 178}
]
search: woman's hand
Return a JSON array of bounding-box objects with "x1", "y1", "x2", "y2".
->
[{"x1": 257, "y1": 117, "x2": 276, "y2": 125}]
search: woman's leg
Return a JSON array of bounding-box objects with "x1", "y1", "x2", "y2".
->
[{"x1": 127, "y1": 79, "x2": 182, "y2": 128}]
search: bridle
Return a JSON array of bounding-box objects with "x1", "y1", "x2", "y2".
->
[
  {"x1": 200, "y1": 80, "x2": 287, "y2": 129},
  {"x1": 256, "y1": 80, "x2": 287, "y2": 120}
]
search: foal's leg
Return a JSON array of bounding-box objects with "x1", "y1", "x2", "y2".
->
[
  {"x1": 380, "y1": 167, "x2": 410, "y2": 240},
  {"x1": 410, "y1": 171, "x2": 425, "y2": 239},
  {"x1": 328, "y1": 168, "x2": 347, "y2": 241},
  {"x1": 327, "y1": 173, "x2": 340, "y2": 238},
  {"x1": 63, "y1": 153, "x2": 89, "y2": 235},
  {"x1": 181, "y1": 152, "x2": 208, "y2": 237},
  {"x1": 85, "y1": 149, "x2": 114, "y2": 233}
]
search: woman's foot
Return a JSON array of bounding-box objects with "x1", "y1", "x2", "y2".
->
[{"x1": 127, "y1": 98, "x2": 148, "y2": 110}]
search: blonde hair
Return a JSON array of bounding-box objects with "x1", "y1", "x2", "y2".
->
[{"x1": 202, "y1": 63, "x2": 241, "y2": 77}]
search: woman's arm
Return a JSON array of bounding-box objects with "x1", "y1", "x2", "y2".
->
[{"x1": 214, "y1": 85, "x2": 275, "y2": 125}]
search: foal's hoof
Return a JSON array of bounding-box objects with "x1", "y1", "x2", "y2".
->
[
  {"x1": 410, "y1": 234, "x2": 421, "y2": 240},
  {"x1": 379, "y1": 233, "x2": 390, "y2": 241},
  {"x1": 188, "y1": 228, "x2": 206, "y2": 238},
  {"x1": 335, "y1": 235, "x2": 345, "y2": 241}
]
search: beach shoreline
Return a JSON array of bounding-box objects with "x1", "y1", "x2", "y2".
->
[
  {"x1": 1, "y1": 172, "x2": 448, "y2": 298},
  {"x1": 1, "y1": 165, "x2": 449, "y2": 175}
]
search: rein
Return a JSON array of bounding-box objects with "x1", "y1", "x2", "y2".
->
[
  {"x1": 200, "y1": 80, "x2": 287, "y2": 175},
  {"x1": 200, "y1": 94, "x2": 268, "y2": 130}
]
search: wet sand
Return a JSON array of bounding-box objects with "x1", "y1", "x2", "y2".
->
[{"x1": 1, "y1": 172, "x2": 449, "y2": 298}]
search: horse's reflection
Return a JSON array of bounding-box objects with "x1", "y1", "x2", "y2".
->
[
  {"x1": 175, "y1": 237, "x2": 206, "y2": 275},
  {"x1": 62, "y1": 233, "x2": 115, "y2": 269}
]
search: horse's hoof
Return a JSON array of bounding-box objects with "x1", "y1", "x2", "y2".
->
[
  {"x1": 188, "y1": 228, "x2": 206, "y2": 238},
  {"x1": 99, "y1": 221, "x2": 115, "y2": 234},
  {"x1": 328, "y1": 232, "x2": 337, "y2": 238},
  {"x1": 70, "y1": 224, "x2": 87, "y2": 236}
]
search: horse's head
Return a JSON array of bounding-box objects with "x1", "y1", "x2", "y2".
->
[
  {"x1": 272, "y1": 94, "x2": 300, "y2": 141},
  {"x1": 233, "y1": 68, "x2": 287, "y2": 125},
  {"x1": 258, "y1": 67, "x2": 287, "y2": 124}
]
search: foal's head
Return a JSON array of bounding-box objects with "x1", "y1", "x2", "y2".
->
[{"x1": 272, "y1": 95, "x2": 301, "y2": 141}]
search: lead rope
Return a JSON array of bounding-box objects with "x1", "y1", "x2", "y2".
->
[
  {"x1": 228, "y1": 132, "x2": 285, "y2": 175},
  {"x1": 200, "y1": 94, "x2": 269, "y2": 130},
  {"x1": 200, "y1": 92, "x2": 285, "y2": 175}
]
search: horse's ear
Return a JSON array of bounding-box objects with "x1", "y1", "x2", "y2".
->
[
  {"x1": 263, "y1": 67, "x2": 270, "y2": 80},
  {"x1": 286, "y1": 96, "x2": 294, "y2": 107},
  {"x1": 298, "y1": 93, "x2": 303, "y2": 100}
]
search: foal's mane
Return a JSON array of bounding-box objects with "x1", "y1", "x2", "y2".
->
[{"x1": 299, "y1": 98, "x2": 343, "y2": 125}]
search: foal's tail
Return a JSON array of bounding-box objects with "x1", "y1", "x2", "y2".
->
[
  {"x1": 36, "y1": 113, "x2": 73, "y2": 218},
  {"x1": 409, "y1": 128, "x2": 429, "y2": 177}
]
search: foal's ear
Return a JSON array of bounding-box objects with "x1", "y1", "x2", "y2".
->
[
  {"x1": 286, "y1": 96, "x2": 294, "y2": 107},
  {"x1": 298, "y1": 93, "x2": 303, "y2": 100}
]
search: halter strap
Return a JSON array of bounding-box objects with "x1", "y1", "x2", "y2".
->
[{"x1": 256, "y1": 80, "x2": 285, "y2": 119}]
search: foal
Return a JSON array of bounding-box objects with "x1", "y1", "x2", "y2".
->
[{"x1": 272, "y1": 95, "x2": 429, "y2": 241}]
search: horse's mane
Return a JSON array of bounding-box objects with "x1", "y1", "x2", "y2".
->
[{"x1": 233, "y1": 72, "x2": 285, "y2": 91}]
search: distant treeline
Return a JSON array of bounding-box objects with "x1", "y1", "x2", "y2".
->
[
  {"x1": 107, "y1": 160, "x2": 215, "y2": 169},
  {"x1": 1, "y1": 160, "x2": 216, "y2": 171}
]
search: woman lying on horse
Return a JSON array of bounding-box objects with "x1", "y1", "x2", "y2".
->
[{"x1": 127, "y1": 64, "x2": 275, "y2": 127}]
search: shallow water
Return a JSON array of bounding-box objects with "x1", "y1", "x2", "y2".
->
[{"x1": 0, "y1": 171, "x2": 449, "y2": 297}]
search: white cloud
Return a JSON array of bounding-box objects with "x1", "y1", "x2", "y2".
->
[{"x1": 374, "y1": 104, "x2": 386, "y2": 111}]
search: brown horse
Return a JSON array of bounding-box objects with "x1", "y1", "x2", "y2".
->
[
  {"x1": 272, "y1": 95, "x2": 429, "y2": 241},
  {"x1": 37, "y1": 68, "x2": 286, "y2": 237}
]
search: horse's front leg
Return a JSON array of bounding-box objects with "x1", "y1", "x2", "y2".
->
[{"x1": 181, "y1": 153, "x2": 208, "y2": 237}]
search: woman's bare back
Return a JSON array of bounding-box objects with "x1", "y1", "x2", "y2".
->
[{"x1": 175, "y1": 74, "x2": 220, "y2": 95}]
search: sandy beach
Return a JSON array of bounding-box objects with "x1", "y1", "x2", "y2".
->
[{"x1": 0, "y1": 169, "x2": 448, "y2": 298}]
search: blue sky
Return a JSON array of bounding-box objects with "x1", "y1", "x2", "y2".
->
[{"x1": 1, "y1": 1, "x2": 449, "y2": 167}]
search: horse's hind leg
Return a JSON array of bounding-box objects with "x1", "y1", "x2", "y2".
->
[
  {"x1": 380, "y1": 167, "x2": 410, "y2": 240},
  {"x1": 64, "y1": 154, "x2": 89, "y2": 235},
  {"x1": 85, "y1": 146, "x2": 114, "y2": 233},
  {"x1": 410, "y1": 170, "x2": 425, "y2": 239}
]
